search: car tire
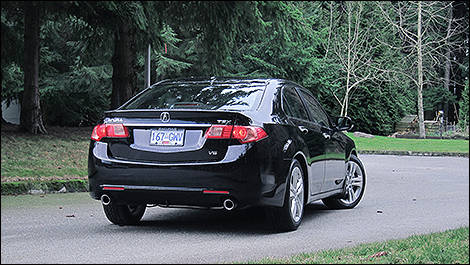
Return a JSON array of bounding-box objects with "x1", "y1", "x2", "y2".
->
[
  {"x1": 266, "y1": 159, "x2": 305, "y2": 232},
  {"x1": 102, "y1": 203, "x2": 146, "y2": 226},
  {"x1": 322, "y1": 154, "x2": 366, "y2": 209}
]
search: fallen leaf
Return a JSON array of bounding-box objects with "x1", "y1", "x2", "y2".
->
[{"x1": 369, "y1": 251, "x2": 388, "y2": 259}]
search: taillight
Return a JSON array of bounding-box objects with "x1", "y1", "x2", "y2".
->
[
  {"x1": 232, "y1": 126, "x2": 268, "y2": 143},
  {"x1": 205, "y1": 125, "x2": 233, "y2": 139},
  {"x1": 205, "y1": 125, "x2": 267, "y2": 143},
  {"x1": 91, "y1": 124, "x2": 129, "y2": 141}
]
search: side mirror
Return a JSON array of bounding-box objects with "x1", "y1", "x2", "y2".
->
[{"x1": 335, "y1": 116, "x2": 354, "y2": 132}]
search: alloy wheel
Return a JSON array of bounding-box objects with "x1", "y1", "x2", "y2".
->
[
  {"x1": 289, "y1": 166, "x2": 304, "y2": 222},
  {"x1": 340, "y1": 160, "x2": 364, "y2": 205}
]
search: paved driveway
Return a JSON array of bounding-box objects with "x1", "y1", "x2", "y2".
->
[{"x1": 1, "y1": 155, "x2": 468, "y2": 263}]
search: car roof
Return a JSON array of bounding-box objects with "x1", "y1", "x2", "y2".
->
[{"x1": 153, "y1": 76, "x2": 292, "y2": 90}]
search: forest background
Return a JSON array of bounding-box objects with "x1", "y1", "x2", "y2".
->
[{"x1": 1, "y1": 1, "x2": 469, "y2": 137}]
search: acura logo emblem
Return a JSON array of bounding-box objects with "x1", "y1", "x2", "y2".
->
[{"x1": 160, "y1": 112, "x2": 170, "y2": 123}]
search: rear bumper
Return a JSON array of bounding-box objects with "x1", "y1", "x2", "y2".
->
[{"x1": 88, "y1": 141, "x2": 288, "y2": 208}]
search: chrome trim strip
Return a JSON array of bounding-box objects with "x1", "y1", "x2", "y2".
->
[
  {"x1": 131, "y1": 129, "x2": 206, "y2": 153},
  {"x1": 93, "y1": 142, "x2": 246, "y2": 166},
  {"x1": 100, "y1": 184, "x2": 204, "y2": 192},
  {"x1": 123, "y1": 123, "x2": 211, "y2": 127}
]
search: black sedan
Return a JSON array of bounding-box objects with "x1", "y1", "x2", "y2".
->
[{"x1": 88, "y1": 77, "x2": 366, "y2": 231}]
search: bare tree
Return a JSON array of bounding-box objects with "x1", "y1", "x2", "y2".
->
[
  {"x1": 329, "y1": 2, "x2": 382, "y2": 117},
  {"x1": 443, "y1": 5, "x2": 453, "y2": 109},
  {"x1": 377, "y1": 1, "x2": 467, "y2": 138}
]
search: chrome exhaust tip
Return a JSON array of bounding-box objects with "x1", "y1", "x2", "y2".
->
[
  {"x1": 101, "y1": 194, "x2": 111, "y2": 206},
  {"x1": 223, "y1": 198, "x2": 236, "y2": 211}
]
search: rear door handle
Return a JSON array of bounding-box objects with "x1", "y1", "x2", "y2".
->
[{"x1": 298, "y1": 126, "x2": 308, "y2": 134}]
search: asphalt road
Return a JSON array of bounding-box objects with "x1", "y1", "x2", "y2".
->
[{"x1": 1, "y1": 154, "x2": 469, "y2": 264}]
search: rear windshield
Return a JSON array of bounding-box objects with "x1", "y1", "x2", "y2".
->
[{"x1": 120, "y1": 81, "x2": 267, "y2": 111}]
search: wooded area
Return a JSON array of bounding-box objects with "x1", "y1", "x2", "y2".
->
[{"x1": 1, "y1": 1, "x2": 469, "y2": 137}]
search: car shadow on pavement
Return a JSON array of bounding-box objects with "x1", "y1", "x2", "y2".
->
[
  {"x1": 136, "y1": 206, "x2": 272, "y2": 235},
  {"x1": 94, "y1": 202, "x2": 334, "y2": 235}
]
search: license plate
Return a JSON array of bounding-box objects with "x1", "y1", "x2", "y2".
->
[{"x1": 150, "y1": 128, "x2": 185, "y2": 146}]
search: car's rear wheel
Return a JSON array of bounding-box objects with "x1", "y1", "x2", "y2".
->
[
  {"x1": 266, "y1": 159, "x2": 305, "y2": 232},
  {"x1": 322, "y1": 154, "x2": 365, "y2": 209},
  {"x1": 102, "y1": 203, "x2": 146, "y2": 226}
]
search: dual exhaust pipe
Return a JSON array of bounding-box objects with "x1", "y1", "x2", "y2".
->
[
  {"x1": 223, "y1": 198, "x2": 236, "y2": 211},
  {"x1": 101, "y1": 194, "x2": 237, "y2": 211},
  {"x1": 101, "y1": 194, "x2": 111, "y2": 206}
]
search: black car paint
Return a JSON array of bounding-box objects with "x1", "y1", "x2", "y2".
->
[{"x1": 88, "y1": 78, "x2": 356, "y2": 209}]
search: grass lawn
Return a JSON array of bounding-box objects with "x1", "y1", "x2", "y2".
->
[
  {"x1": 1, "y1": 126, "x2": 91, "y2": 183},
  {"x1": 346, "y1": 132, "x2": 469, "y2": 154},
  {"x1": 247, "y1": 227, "x2": 469, "y2": 264}
]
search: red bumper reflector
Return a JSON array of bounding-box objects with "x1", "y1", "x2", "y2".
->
[
  {"x1": 203, "y1": 190, "x2": 230, "y2": 194},
  {"x1": 102, "y1": 186, "x2": 125, "y2": 191}
]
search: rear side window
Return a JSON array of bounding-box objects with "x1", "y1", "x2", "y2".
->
[
  {"x1": 121, "y1": 81, "x2": 266, "y2": 111},
  {"x1": 298, "y1": 89, "x2": 330, "y2": 127},
  {"x1": 282, "y1": 87, "x2": 309, "y2": 120}
]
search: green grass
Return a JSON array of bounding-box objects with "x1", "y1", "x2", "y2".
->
[
  {"x1": 1, "y1": 126, "x2": 91, "y2": 182},
  {"x1": 346, "y1": 132, "x2": 469, "y2": 154},
  {"x1": 247, "y1": 227, "x2": 469, "y2": 264}
]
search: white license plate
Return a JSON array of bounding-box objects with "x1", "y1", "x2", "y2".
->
[{"x1": 150, "y1": 128, "x2": 185, "y2": 146}]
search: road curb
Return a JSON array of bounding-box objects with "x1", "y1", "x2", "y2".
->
[
  {"x1": 1, "y1": 179, "x2": 88, "y2": 196},
  {"x1": 358, "y1": 150, "x2": 469, "y2": 157}
]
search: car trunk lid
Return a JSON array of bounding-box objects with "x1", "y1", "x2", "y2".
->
[{"x1": 102, "y1": 110, "x2": 251, "y2": 164}]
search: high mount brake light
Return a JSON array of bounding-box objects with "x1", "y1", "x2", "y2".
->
[
  {"x1": 205, "y1": 125, "x2": 267, "y2": 143},
  {"x1": 91, "y1": 124, "x2": 129, "y2": 141}
]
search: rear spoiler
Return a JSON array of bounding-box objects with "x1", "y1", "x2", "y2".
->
[{"x1": 104, "y1": 109, "x2": 253, "y2": 124}]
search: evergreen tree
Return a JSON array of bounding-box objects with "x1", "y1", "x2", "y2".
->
[
  {"x1": 21, "y1": 1, "x2": 46, "y2": 134},
  {"x1": 1, "y1": 1, "x2": 468, "y2": 134},
  {"x1": 458, "y1": 81, "x2": 469, "y2": 132}
]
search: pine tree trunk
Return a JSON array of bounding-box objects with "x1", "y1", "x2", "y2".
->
[
  {"x1": 20, "y1": 2, "x2": 47, "y2": 134},
  {"x1": 417, "y1": 1, "x2": 425, "y2": 138},
  {"x1": 111, "y1": 21, "x2": 137, "y2": 110}
]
